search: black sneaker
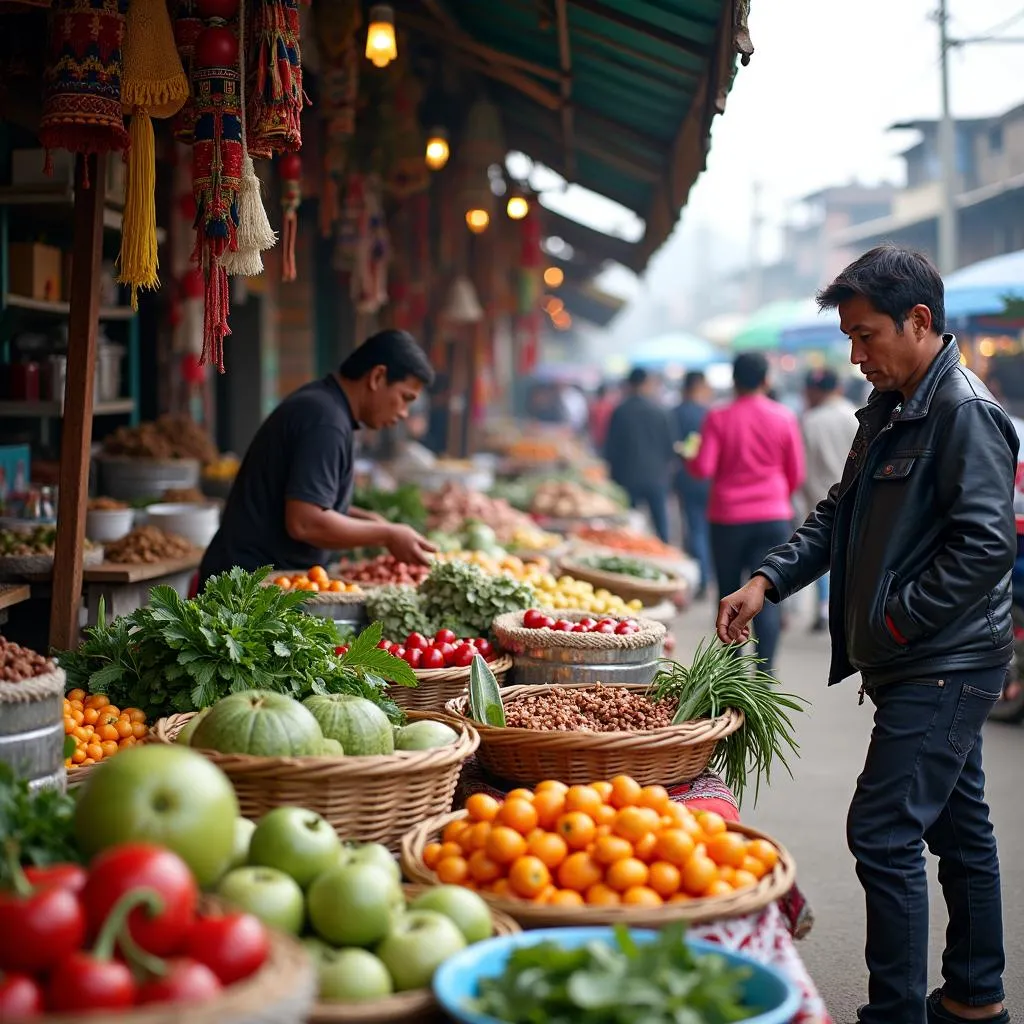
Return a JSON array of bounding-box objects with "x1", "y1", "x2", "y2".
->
[{"x1": 927, "y1": 989, "x2": 1009, "y2": 1024}]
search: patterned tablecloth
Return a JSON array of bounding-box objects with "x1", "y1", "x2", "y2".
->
[{"x1": 456, "y1": 758, "x2": 833, "y2": 1024}]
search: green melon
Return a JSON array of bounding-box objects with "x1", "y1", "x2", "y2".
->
[
  {"x1": 176, "y1": 707, "x2": 210, "y2": 745},
  {"x1": 394, "y1": 720, "x2": 459, "y2": 751},
  {"x1": 190, "y1": 691, "x2": 323, "y2": 757},
  {"x1": 302, "y1": 695, "x2": 394, "y2": 756}
]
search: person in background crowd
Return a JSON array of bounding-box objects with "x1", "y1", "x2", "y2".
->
[
  {"x1": 604, "y1": 367, "x2": 675, "y2": 543},
  {"x1": 559, "y1": 384, "x2": 590, "y2": 435},
  {"x1": 717, "y1": 245, "x2": 1014, "y2": 1024},
  {"x1": 800, "y1": 368, "x2": 859, "y2": 631},
  {"x1": 672, "y1": 371, "x2": 713, "y2": 598},
  {"x1": 687, "y1": 352, "x2": 805, "y2": 674},
  {"x1": 589, "y1": 382, "x2": 618, "y2": 453}
]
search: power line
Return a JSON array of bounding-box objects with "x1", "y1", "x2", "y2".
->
[{"x1": 954, "y1": 5, "x2": 1024, "y2": 43}]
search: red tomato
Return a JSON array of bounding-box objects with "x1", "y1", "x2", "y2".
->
[
  {"x1": 377, "y1": 639, "x2": 390, "y2": 650},
  {"x1": 183, "y1": 913, "x2": 269, "y2": 985},
  {"x1": 136, "y1": 958, "x2": 222, "y2": 1006},
  {"x1": 452, "y1": 644, "x2": 476, "y2": 668},
  {"x1": 474, "y1": 638, "x2": 494, "y2": 658},
  {"x1": 0, "y1": 877, "x2": 85, "y2": 974},
  {"x1": 615, "y1": 622, "x2": 636, "y2": 635},
  {"x1": 538, "y1": 615, "x2": 556, "y2": 629},
  {"x1": 391, "y1": 646, "x2": 406, "y2": 660},
  {"x1": 578, "y1": 618, "x2": 597, "y2": 631},
  {"x1": 334, "y1": 645, "x2": 349, "y2": 655},
  {"x1": 405, "y1": 633, "x2": 429, "y2": 651},
  {"x1": 403, "y1": 648, "x2": 423, "y2": 669},
  {"x1": 437, "y1": 642, "x2": 457, "y2": 664},
  {"x1": 47, "y1": 952, "x2": 135, "y2": 1013},
  {"x1": 522, "y1": 609, "x2": 547, "y2": 629},
  {"x1": 552, "y1": 619, "x2": 574, "y2": 632},
  {"x1": 595, "y1": 622, "x2": 616, "y2": 634},
  {"x1": 23, "y1": 864, "x2": 88, "y2": 895},
  {"x1": 420, "y1": 647, "x2": 446, "y2": 670},
  {"x1": 0, "y1": 972, "x2": 42, "y2": 1018},
  {"x1": 82, "y1": 845, "x2": 198, "y2": 957},
  {"x1": 434, "y1": 628, "x2": 457, "y2": 645},
  {"x1": 597, "y1": 618, "x2": 617, "y2": 628},
  {"x1": 571, "y1": 623, "x2": 588, "y2": 632}
]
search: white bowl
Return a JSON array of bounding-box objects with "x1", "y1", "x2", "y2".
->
[
  {"x1": 144, "y1": 502, "x2": 219, "y2": 549},
  {"x1": 85, "y1": 508, "x2": 134, "y2": 543}
]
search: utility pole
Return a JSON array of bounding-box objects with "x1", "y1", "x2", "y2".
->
[{"x1": 936, "y1": 0, "x2": 958, "y2": 274}]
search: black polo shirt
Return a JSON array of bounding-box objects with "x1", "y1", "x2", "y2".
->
[{"x1": 199, "y1": 375, "x2": 358, "y2": 582}]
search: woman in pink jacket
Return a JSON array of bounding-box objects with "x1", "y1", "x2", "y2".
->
[{"x1": 687, "y1": 352, "x2": 805, "y2": 673}]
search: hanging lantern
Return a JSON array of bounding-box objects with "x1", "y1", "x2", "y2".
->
[
  {"x1": 506, "y1": 190, "x2": 529, "y2": 221},
  {"x1": 442, "y1": 276, "x2": 484, "y2": 324},
  {"x1": 543, "y1": 265, "x2": 564, "y2": 288},
  {"x1": 365, "y1": 4, "x2": 397, "y2": 68},
  {"x1": 465, "y1": 207, "x2": 490, "y2": 234},
  {"x1": 456, "y1": 96, "x2": 503, "y2": 237},
  {"x1": 425, "y1": 128, "x2": 449, "y2": 171}
]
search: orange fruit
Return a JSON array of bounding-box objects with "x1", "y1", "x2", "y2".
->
[
  {"x1": 130, "y1": 722, "x2": 148, "y2": 739},
  {"x1": 67, "y1": 688, "x2": 86, "y2": 702},
  {"x1": 86, "y1": 743, "x2": 103, "y2": 761},
  {"x1": 594, "y1": 804, "x2": 617, "y2": 827},
  {"x1": 442, "y1": 819, "x2": 469, "y2": 845},
  {"x1": 564, "y1": 785, "x2": 603, "y2": 818},
  {"x1": 97, "y1": 724, "x2": 119, "y2": 743},
  {"x1": 115, "y1": 719, "x2": 133, "y2": 739},
  {"x1": 490, "y1": 878, "x2": 512, "y2": 898},
  {"x1": 655, "y1": 828, "x2": 697, "y2": 866},
  {"x1": 498, "y1": 798, "x2": 539, "y2": 835},
  {"x1": 468, "y1": 850, "x2": 503, "y2": 885},
  {"x1": 732, "y1": 869, "x2": 759, "y2": 890},
  {"x1": 741, "y1": 855, "x2": 768, "y2": 880},
  {"x1": 71, "y1": 748, "x2": 87, "y2": 764},
  {"x1": 609, "y1": 775, "x2": 642, "y2": 809},
  {"x1": 275, "y1": 577, "x2": 292, "y2": 589},
  {"x1": 486, "y1": 826, "x2": 528, "y2": 865},
  {"x1": 669, "y1": 892, "x2": 693, "y2": 904},
  {"x1": 634, "y1": 832, "x2": 659, "y2": 863},
  {"x1": 680, "y1": 852, "x2": 718, "y2": 896},
  {"x1": 436, "y1": 856, "x2": 470, "y2": 885},
  {"x1": 534, "y1": 780, "x2": 569, "y2": 795},
  {"x1": 84, "y1": 694, "x2": 109, "y2": 710},
  {"x1": 548, "y1": 889, "x2": 585, "y2": 907},
  {"x1": 592, "y1": 835, "x2": 633, "y2": 866},
  {"x1": 438, "y1": 841, "x2": 464, "y2": 861},
  {"x1": 534, "y1": 884, "x2": 558, "y2": 905},
  {"x1": 309, "y1": 565, "x2": 329, "y2": 584},
  {"x1": 612, "y1": 806, "x2": 657, "y2": 844},
  {"x1": 590, "y1": 780, "x2": 614, "y2": 802},
  {"x1": 527, "y1": 831, "x2": 568, "y2": 870},
  {"x1": 328, "y1": 581, "x2": 346, "y2": 593},
  {"x1": 648, "y1": 861, "x2": 682, "y2": 898},
  {"x1": 705, "y1": 832, "x2": 748, "y2": 869},
  {"x1": 622, "y1": 886, "x2": 663, "y2": 907},
  {"x1": 532, "y1": 790, "x2": 566, "y2": 830},
  {"x1": 747, "y1": 839, "x2": 780, "y2": 871},
  {"x1": 557, "y1": 852, "x2": 603, "y2": 893},
  {"x1": 704, "y1": 879, "x2": 734, "y2": 898},
  {"x1": 637, "y1": 785, "x2": 671, "y2": 815},
  {"x1": 100, "y1": 740, "x2": 118, "y2": 759},
  {"x1": 462, "y1": 821, "x2": 492, "y2": 853},
  {"x1": 83, "y1": 708, "x2": 100, "y2": 726},
  {"x1": 307, "y1": 582, "x2": 321, "y2": 593},
  {"x1": 466, "y1": 793, "x2": 501, "y2": 823},
  {"x1": 696, "y1": 811, "x2": 727, "y2": 837},
  {"x1": 423, "y1": 843, "x2": 444, "y2": 869},
  {"x1": 508, "y1": 856, "x2": 551, "y2": 899},
  {"x1": 555, "y1": 812, "x2": 596, "y2": 850},
  {"x1": 585, "y1": 883, "x2": 621, "y2": 906},
  {"x1": 605, "y1": 857, "x2": 649, "y2": 893},
  {"x1": 506, "y1": 788, "x2": 536, "y2": 803},
  {"x1": 125, "y1": 708, "x2": 146, "y2": 724},
  {"x1": 717, "y1": 866, "x2": 737, "y2": 885}
]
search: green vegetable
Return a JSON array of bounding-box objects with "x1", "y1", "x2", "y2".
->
[
  {"x1": 472, "y1": 922, "x2": 756, "y2": 1024},
  {"x1": 469, "y1": 655, "x2": 505, "y2": 727},
  {"x1": 651, "y1": 638, "x2": 807, "y2": 807},
  {"x1": 0, "y1": 765, "x2": 80, "y2": 881},
  {"x1": 364, "y1": 585, "x2": 436, "y2": 640},
  {"x1": 580, "y1": 554, "x2": 669, "y2": 581},
  {"x1": 419, "y1": 560, "x2": 535, "y2": 638},
  {"x1": 353, "y1": 484, "x2": 427, "y2": 533},
  {"x1": 57, "y1": 568, "x2": 415, "y2": 722}
]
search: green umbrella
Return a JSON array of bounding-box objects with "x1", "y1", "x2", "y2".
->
[{"x1": 731, "y1": 300, "x2": 810, "y2": 352}]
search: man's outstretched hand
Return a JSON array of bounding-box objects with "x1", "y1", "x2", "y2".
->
[
  {"x1": 386, "y1": 524, "x2": 438, "y2": 566},
  {"x1": 717, "y1": 576, "x2": 770, "y2": 645}
]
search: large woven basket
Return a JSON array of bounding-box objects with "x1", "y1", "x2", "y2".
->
[
  {"x1": 308, "y1": 884, "x2": 520, "y2": 1024},
  {"x1": 557, "y1": 557, "x2": 686, "y2": 606},
  {"x1": 492, "y1": 610, "x2": 666, "y2": 655},
  {"x1": 402, "y1": 810, "x2": 795, "y2": 929},
  {"x1": 151, "y1": 711, "x2": 479, "y2": 852},
  {"x1": 444, "y1": 681, "x2": 742, "y2": 788},
  {"x1": 0, "y1": 666, "x2": 66, "y2": 792},
  {"x1": 391, "y1": 655, "x2": 513, "y2": 713},
  {"x1": 40, "y1": 895, "x2": 315, "y2": 1024}
]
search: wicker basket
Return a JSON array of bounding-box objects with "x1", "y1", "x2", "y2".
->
[
  {"x1": 444, "y1": 681, "x2": 743, "y2": 787},
  {"x1": 41, "y1": 896, "x2": 315, "y2": 1024},
  {"x1": 557, "y1": 557, "x2": 686, "y2": 606},
  {"x1": 151, "y1": 711, "x2": 479, "y2": 852},
  {"x1": 402, "y1": 810, "x2": 795, "y2": 929},
  {"x1": 0, "y1": 666, "x2": 66, "y2": 791},
  {"x1": 391, "y1": 655, "x2": 513, "y2": 713},
  {"x1": 492, "y1": 610, "x2": 666, "y2": 655},
  {"x1": 308, "y1": 884, "x2": 520, "y2": 1024},
  {"x1": 0, "y1": 546, "x2": 103, "y2": 581}
]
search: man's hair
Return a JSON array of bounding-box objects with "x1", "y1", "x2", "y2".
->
[
  {"x1": 817, "y1": 244, "x2": 946, "y2": 335},
  {"x1": 683, "y1": 370, "x2": 706, "y2": 395},
  {"x1": 733, "y1": 352, "x2": 768, "y2": 392},
  {"x1": 805, "y1": 368, "x2": 839, "y2": 392},
  {"x1": 627, "y1": 367, "x2": 648, "y2": 388},
  {"x1": 339, "y1": 330, "x2": 435, "y2": 386}
]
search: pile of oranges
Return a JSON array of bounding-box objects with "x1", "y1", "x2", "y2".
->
[
  {"x1": 422, "y1": 775, "x2": 780, "y2": 909},
  {"x1": 64, "y1": 691, "x2": 148, "y2": 770},
  {"x1": 273, "y1": 565, "x2": 361, "y2": 595}
]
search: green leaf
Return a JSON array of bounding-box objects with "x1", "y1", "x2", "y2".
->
[
  {"x1": 88, "y1": 663, "x2": 125, "y2": 691},
  {"x1": 63, "y1": 735, "x2": 77, "y2": 759},
  {"x1": 469, "y1": 654, "x2": 504, "y2": 726}
]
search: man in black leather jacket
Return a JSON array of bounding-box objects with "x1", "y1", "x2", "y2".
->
[{"x1": 717, "y1": 246, "x2": 1015, "y2": 1024}]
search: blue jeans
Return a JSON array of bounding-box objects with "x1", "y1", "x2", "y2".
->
[
  {"x1": 849, "y1": 667, "x2": 1006, "y2": 1024},
  {"x1": 816, "y1": 571, "x2": 829, "y2": 606},
  {"x1": 678, "y1": 492, "x2": 712, "y2": 590},
  {"x1": 627, "y1": 484, "x2": 670, "y2": 544}
]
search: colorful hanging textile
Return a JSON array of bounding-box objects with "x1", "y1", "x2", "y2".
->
[
  {"x1": 39, "y1": 0, "x2": 130, "y2": 164},
  {"x1": 277, "y1": 151, "x2": 302, "y2": 282},
  {"x1": 171, "y1": 0, "x2": 203, "y2": 143},
  {"x1": 351, "y1": 175, "x2": 389, "y2": 314},
  {"x1": 246, "y1": 0, "x2": 303, "y2": 158}
]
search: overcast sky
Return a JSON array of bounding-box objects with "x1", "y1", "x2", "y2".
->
[{"x1": 590, "y1": 0, "x2": 1024, "y2": 304}]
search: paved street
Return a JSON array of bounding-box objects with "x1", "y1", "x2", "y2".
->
[{"x1": 673, "y1": 594, "x2": 1024, "y2": 1023}]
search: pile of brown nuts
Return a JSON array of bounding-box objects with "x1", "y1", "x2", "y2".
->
[
  {"x1": 503, "y1": 685, "x2": 677, "y2": 732},
  {"x1": 0, "y1": 637, "x2": 54, "y2": 682},
  {"x1": 105, "y1": 526, "x2": 195, "y2": 564}
]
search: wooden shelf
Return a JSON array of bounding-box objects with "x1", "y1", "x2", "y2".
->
[
  {"x1": 4, "y1": 293, "x2": 134, "y2": 321},
  {"x1": 0, "y1": 398, "x2": 135, "y2": 417},
  {"x1": 0, "y1": 185, "x2": 166, "y2": 242},
  {"x1": 0, "y1": 584, "x2": 30, "y2": 611}
]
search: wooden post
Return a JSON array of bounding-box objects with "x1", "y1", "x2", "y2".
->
[{"x1": 50, "y1": 154, "x2": 106, "y2": 651}]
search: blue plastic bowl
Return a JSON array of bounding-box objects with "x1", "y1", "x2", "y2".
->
[{"x1": 433, "y1": 926, "x2": 802, "y2": 1024}]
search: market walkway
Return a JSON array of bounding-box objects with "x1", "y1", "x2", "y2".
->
[{"x1": 675, "y1": 595, "x2": 1024, "y2": 1023}]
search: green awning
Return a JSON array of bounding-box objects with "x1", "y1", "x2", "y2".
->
[{"x1": 732, "y1": 300, "x2": 810, "y2": 352}]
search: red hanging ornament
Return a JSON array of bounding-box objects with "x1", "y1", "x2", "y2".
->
[
  {"x1": 246, "y1": 0, "x2": 303, "y2": 158},
  {"x1": 278, "y1": 151, "x2": 302, "y2": 282}
]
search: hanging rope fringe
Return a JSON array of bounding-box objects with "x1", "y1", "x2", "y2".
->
[{"x1": 117, "y1": 109, "x2": 159, "y2": 308}]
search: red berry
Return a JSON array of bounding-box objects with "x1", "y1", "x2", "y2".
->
[
  {"x1": 403, "y1": 648, "x2": 423, "y2": 669},
  {"x1": 406, "y1": 633, "x2": 428, "y2": 650},
  {"x1": 453, "y1": 644, "x2": 476, "y2": 668},
  {"x1": 552, "y1": 619, "x2": 574, "y2": 632},
  {"x1": 474, "y1": 638, "x2": 494, "y2": 658},
  {"x1": 420, "y1": 647, "x2": 446, "y2": 670},
  {"x1": 522, "y1": 609, "x2": 546, "y2": 629},
  {"x1": 392, "y1": 646, "x2": 406, "y2": 660},
  {"x1": 435, "y1": 628, "x2": 457, "y2": 644}
]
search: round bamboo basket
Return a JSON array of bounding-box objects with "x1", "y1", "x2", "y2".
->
[
  {"x1": 391, "y1": 655, "x2": 513, "y2": 713},
  {"x1": 492, "y1": 610, "x2": 666, "y2": 655},
  {"x1": 308, "y1": 884, "x2": 520, "y2": 1024},
  {"x1": 402, "y1": 810, "x2": 795, "y2": 929},
  {"x1": 40, "y1": 896, "x2": 315, "y2": 1024},
  {"x1": 557, "y1": 557, "x2": 686, "y2": 606},
  {"x1": 151, "y1": 711, "x2": 479, "y2": 852},
  {"x1": 444, "y1": 681, "x2": 743, "y2": 787}
]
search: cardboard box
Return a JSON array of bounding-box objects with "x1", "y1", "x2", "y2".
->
[{"x1": 9, "y1": 243, "x2": 63, "y2": 302}]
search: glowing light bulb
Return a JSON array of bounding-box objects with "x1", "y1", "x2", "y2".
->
[
  {"x1": 466, "y1": 208, "x2": 490, "y2": 234},
  {"x1": 506, "y1": 195, "x2": 529, "y2": 220},
  {"x1": 543, "y1": 266, "x2": 564, "y2": 288},
  {"x1": 365, "y1": 5, "x2": 397, "y2": 68},
  {"x1": 425, "y1": 131, "x2": 449, "y2": 170}
]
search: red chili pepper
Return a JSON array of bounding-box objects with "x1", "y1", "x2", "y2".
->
[
  {"x1": 0, "y1": 971, "x2": 43, "y2": 1018},
  {"x1": 0, "y1": 844, "x2": 85, "y2": 974},
  {"x1": 23, "y1": 863, "x2": 88, "y2": 895},
  {"x1": 46, "y1": 888, "x2": 164, "y2": 1014},
  {"x1": 136, "y1": 958, "x2": 222, "y2": 1006},
  {"x1": 182, "y1": 912, "x2": 270, "y2": 985}
]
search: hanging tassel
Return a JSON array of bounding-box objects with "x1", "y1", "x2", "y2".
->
[
  {"x1": 117, "y1": 110, "x2": 159, "y2": 308},
  {"x1": 282, "y1": 206, "x2": 297, "y2": 281},
  {"x1": 278, "y1": 151, "x2": 301, "y2": 282},
  {"x1": 220, "y1": 155, "x2": 277, "y2": 275}
]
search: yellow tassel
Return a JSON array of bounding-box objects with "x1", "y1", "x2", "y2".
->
[{"x1": 116, "y1": 110, "x2": 159, "y2": 310}]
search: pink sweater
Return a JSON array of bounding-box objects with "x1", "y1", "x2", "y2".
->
[{"x1": 688, "y1": 394, "x2": 806, "y2": 525}]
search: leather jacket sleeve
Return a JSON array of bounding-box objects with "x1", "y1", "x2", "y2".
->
[
  {"x1": 756, "y1": 484, "x2": 836, "y2": 603},
  {"x1": 885, "y1": 399, "x2": 1018, "y2": 642}
]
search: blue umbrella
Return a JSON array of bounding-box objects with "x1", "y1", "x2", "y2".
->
[
  {"x1": 630, "y1": 332, "x2": 720, "y2": 370},
  {"x1": 944, "y1": 249, "x2": 1024, "y2": 322},
  {"x1": 779, "y1": 298, "x2": 847, "y2": 352}
]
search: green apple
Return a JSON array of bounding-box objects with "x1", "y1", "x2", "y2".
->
[
  {"x1": 301, "y1": 936, "x2": 330, "y2": 962},
  {"x1": 217, "y1": 866, "x2": 305, "y2": 935},
  {"x1": 375, "y1": 910, "x2": 466, "y2": 991},
  {"x1": 318, "y1": 948, "x2": 394, "y2": 1002},
  {"x1": 307, "y1": 863, "x2": 400, "y2": 948},
  {"x1": 338, "y1": 842, "x2": 401, "y2": 885},
  {"x1": 230, "y1": 817, "x2": 256, "y2": 871},
  {"x1": 410, "y1": 885, "x2": 494, "y2": 944},
  {"x1": 248, "y1": 807, "x2": 342, "y2": 888},
  {"x1": 74, "y1": 743, "x2": 237, "y2": 887}
]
